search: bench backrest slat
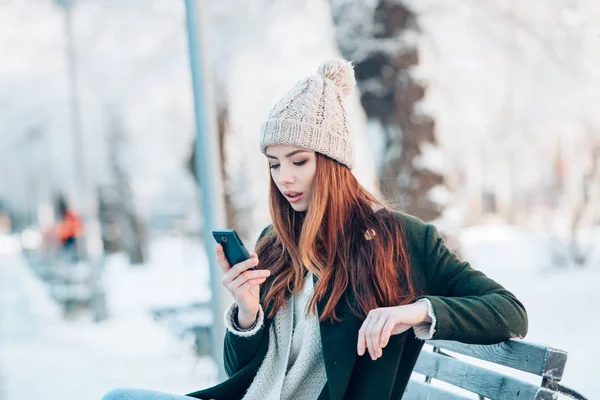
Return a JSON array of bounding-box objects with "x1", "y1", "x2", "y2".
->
[
  {"x1": 427, "y1": 339, "x2": 567, "y2": 381},
  {"x1": 404, "y1": 379, "x2": 472, "y2": 400},
  {"x1": 414, "y1": 350, "x2": 557, "y2": 399}
]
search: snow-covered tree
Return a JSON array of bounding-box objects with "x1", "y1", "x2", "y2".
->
[
  {"x1": 329, "y1": 0, "x2": 447, "y2": 222},
  {"x1": 105, "y1": 107, "x2": 148, "y2": 264},
  {"x1": 2, "y1": 0, "x2": 599, "y2": 251}
]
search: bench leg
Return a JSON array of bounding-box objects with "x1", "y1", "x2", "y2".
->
[{"x1": 542, "y1": 378, "x2": 589, "y2": 400}]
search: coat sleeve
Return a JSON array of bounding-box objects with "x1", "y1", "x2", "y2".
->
[
  {"x1": 417, "y1": 223, "x2": 528, "y2": 344},
  {"x1": 222, "y1": 225, "x2": 272, "y2": 377},
  {"x1": 223, "y1": 313, "x2": 267, "y2": 377}
]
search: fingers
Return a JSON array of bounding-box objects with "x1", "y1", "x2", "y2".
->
[
  {"x1": 357, "y1": 318, "x2": 367, "y2": 356},
  {"x1": 215, "y1": 244, "x2": 230, "y2": 273},
  {"x1": 358, "y1": 312, "x2": 380, "y2": 360},
  {"x1": 231, "y1": 255, "x2": 259, "y2": 276},
  {"x1": 218, "y1": 248, "x2": 261, "y2": 286},
  {"x1": 234, "y1": 277, "x2": 268, "y2": 295},
  {"x1": 380, "y1": 319, "x2": 396, "y2": 349},
  {"x1": 216, "y1": 245, "x2": 259, "y2": 274},
  {"x1": 358, "y1": 309, "x2": 400, "y2": 361},
  {"x1": 371, "y1": 316, "x2": 387, "y2": 357},
  {"x1": 365, "y1": 313, "x2": 381, "y2": 360},
  {"x1": 226, "y1": 269, "x2": 271, "y2": 292}
]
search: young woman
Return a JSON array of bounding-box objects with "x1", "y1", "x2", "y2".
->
[{"x1": 102, "y1": 60, "x2": 527, "y2": 400}]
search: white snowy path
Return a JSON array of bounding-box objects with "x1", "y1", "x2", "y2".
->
[
  {"x1": 0, "y1": 226, "x2": 598, "y2": 399},
  {"x1": 0, "y1": 238, "x2": 217, "y2": 400}
]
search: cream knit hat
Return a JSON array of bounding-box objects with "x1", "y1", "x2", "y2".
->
[{"x1": 259, "y1": 59, "x2": 356, "y2": 169}]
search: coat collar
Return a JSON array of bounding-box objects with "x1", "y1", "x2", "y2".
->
[{"x1": 314, "y1": 273, "x2": 362, "y2": 400}]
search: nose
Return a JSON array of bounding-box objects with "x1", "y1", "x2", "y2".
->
[{"x1": 276, "y1": 164, "x2": 294, "y2": 186}]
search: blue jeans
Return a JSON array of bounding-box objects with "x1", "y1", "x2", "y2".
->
[{"x1": 101, "y1": 388, "x2": 197, "y2": 400}]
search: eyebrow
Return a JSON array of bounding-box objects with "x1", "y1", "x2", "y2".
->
[{"x1": 265, "y1": 150, "x2": 309, "y2": 159}]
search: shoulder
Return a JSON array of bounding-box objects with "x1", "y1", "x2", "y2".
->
[
  {"x1": 385, "y1": 210, "x2": 438, "y2": 261},
  {"x1": 387, "y1": 211, "x2": 431, "y2": 242},
  {"x1": 391, "y1": 211, "x2": 428, "y2": 231},
  {"x1": 258, "y1": 224, "x2": 274, "y2": 241},
  {"x1": 255, "y1": 224, "x2": 275, "y2": 249}
]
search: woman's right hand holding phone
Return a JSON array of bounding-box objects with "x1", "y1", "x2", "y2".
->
[{"x1": 217, "y1": 243, "x2": 271, "y2": 329}]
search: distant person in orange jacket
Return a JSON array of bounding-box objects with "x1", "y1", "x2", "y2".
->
[{"x1": 56, "y1": 196, "x2": 83, "y2": 261}]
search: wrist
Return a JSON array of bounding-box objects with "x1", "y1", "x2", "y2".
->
[
  {"x1": 237, "y1": 309, "x2": 259, "y2": 329},
  {"x1": 415, "y1": 299, "x2": 432, "y2": 324}
]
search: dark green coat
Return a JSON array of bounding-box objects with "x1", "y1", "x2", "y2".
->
[{"x1": 187, "y1": 212, "x2": 528, "y2": 400}]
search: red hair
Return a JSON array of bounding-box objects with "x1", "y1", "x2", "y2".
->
[{"x1": 256, "y1": 153, "x2": 416, "y2": 322}]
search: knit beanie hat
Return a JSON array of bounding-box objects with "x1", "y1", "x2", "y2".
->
[{"x1": 259, "y1": 59, "x2": 356, "y2": 169}]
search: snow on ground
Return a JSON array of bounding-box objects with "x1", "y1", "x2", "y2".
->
[
  {"x1": 0, "y1": 235, "x2": 218, "y2": 400},
  {"x1": 1, "y1": 226, "x2": 598, "y2": 399},
  {"x1": 103, "y1": 234, "x2": 213, "y2": 318}
]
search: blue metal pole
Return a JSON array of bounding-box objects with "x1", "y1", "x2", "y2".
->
[{"x1": 184, "y1": 0, "x2": 228, "y2": 381}]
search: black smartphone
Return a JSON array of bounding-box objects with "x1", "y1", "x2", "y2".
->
[{"x1": 212, "y1": 229, "x2": 255, "y2": 270}]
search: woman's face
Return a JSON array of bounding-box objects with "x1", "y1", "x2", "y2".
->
[{"x1": 265, "y1": 144, "x2": 317, "y2": 212}]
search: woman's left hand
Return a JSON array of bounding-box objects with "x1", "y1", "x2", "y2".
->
[{"x1": 357, "y1": 301, "x2": 430, "y2": 360}]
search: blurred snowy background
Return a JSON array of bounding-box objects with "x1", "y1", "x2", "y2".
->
[{"x1": 1, "y1": 0, "x2": 599, "y2": 399}]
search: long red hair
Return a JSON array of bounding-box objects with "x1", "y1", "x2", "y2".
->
[{"x1": 256, "y1": 153, "x2": 416, "y2": 322}]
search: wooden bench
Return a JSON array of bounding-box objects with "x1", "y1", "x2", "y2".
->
[
  {"x1": 150, "y1": 304, "x2": 589, "y2": 399},
  {"x1": 405, "y1": 339, "x2": 589, "y2": 400}
]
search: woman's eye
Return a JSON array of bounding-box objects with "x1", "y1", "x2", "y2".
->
[
  {"x1": 269, "y1": 164, "x2": 280, "y2": 169},
  {"x1": 293, "y1": 160, "x2": 307, "y2": 166}
]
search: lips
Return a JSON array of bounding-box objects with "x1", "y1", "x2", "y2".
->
[{"x1": 284, "y1": 191, "x2": 304, "y2": 203}]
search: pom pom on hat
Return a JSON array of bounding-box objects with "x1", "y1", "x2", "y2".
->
[{"x1": 317, "y1": 59, "x2": 356, "y2": 97}]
